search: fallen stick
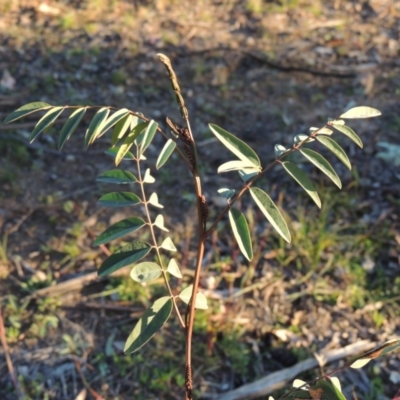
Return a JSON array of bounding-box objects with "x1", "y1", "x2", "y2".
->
[{"x1": 214, "y1": 340, "x2": 376, "y2": 400}]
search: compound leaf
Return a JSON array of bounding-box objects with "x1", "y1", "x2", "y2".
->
[
  {"x1": 84, "y1": 107, "x2": 110, "y2": 148},
  {"x1": 156, "y1": 139, "x2": 176, "y2": 169},
  {"x1": 98, "y1": 241, "x2": 151, "y2": 277},
  {"x1": 98, "y1": 192, "x2": 141, "y2": 207},
  {"x1": 167, "y1": 258, "x2": 182, "y2": 278},
  {"x1": 229, "y1": 208, "x2": 253, "y2": 261},
  {"x1": 58, "y1": 107, "x2": 86, "y2": 150},
  {"x1": 140, "y1": 120, "x2": 158, "y2": 156},
  {"x1": 350, "y1": 338, "x2": 400, "y2": 369},
  {"x1": 282, "y1": 161, "x2": 321, "y2": 208},
  {"x1": 96, "y1": 169, "x2": 137, "y2": 184},
  {"x1": 4, "y1": 102, "x2": 51, "y2": 124},
  {"x1": 111, "y1": 114, "x2": 133, "y2": 146},
  {"x1": 250, "y1": 187, "x2": 291, "y2": 243},
  {"x1": 94, "y1": 217, "x2": 146, "y2": 246},
  {"x1": 179, "y1": 285, "x2": 208, "y2": 309},
  {"x1": 130, "y1": 262, "x2": 162, "y2": 283},
  {"x1": 330, "y1": 122, "x2": 363, "y2": 148},
  {"x1": 124, "y1": 297, "x2": 172, "y2": 354},
  {"x1": 299, "y1": 148, "x2": 342, "y2": 189},
  {"x1": 316, "y1": 135, "x2": 351, "y2": 170},
  {"x1": 209, "y1": 124, "x2": 261, "y2": 168},
  {"x1": 30, "y1": 106, "x2": 65, "y2": 142},
  {"x1": 340, "y1": 106, "x2": 381, "y2": 119}
]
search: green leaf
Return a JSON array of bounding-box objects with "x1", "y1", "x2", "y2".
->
[
  {"x1": 148, "y1": 193, "x2": 163, "y2": 208},
  {"x1": 115, "y1": 121, "x2": 149, "y2": 166},
  {"x1": 105, "y1": 147, "x2": 134, "y2": 160},
  {"x1": 154, "y1": 214, "x2": 169, "y2": 232},
  {"x1": 160, "y1": 237, "x2": 176, "y2": 252},
  {"x1": 228, "y1": 208, "x2": 253, "y2": 261},
  {"x1": 218, "y1": 160, "x2": 261, "y2": 173},
  {"x1": 340, "y1": 106, "x2": 381, "y2": 119},
  {"x1": 178, "y1": 285, "x2": 208, "y2": 309},
  {"x1": 209, "y1": 124, "x2": 261, "y2": 168},
  {"x1": 238, "y1": 169, "x2": 259, "y2": 182},
  {"x1": 111, "y1": 114, "x2": 133, "y2": 146},
  {"x1": 124, "y1": 297, "x2": 172, "y2": 354},
  {"x1": 30, "y1": 107, "x2": 65, "y2": 142},
  {"x1": 98, "y1": 192, "x2": 141, "y2": 207},
  {"x1": 167, "y1": 258, "x2": 182, "y2": 278},
  {"x1": 282, "y1": 161, "x2": 321, "y2": 208},
  {"x1": 350, "y1": 338, "x2": 400, "y2": 369},
  {"x1": 94, "y1": 217, "x2": 146, "y2": 246},
  {"x1": 316, "y1": 135, "x2": 351, "y2": 170},
  {"x1": 130, "y1": 262, "x2": 162, "y2": 283},
  {"x1": 58, "y1": 107, "x2": 86, "y2": 150},
  {"x1": 3, "y1": 102, "x2": 51, "y2": 124},
  {"x1": 96, "y1": 169, "x2": 137, "y2": 184},
  {"x1": 140, "y1": 120, "x2": 158, "y2": 156},
  {"x1": 97, "y1": 108, "x2": 130, "y2": 138},
  {"x1": 156, "y1": 139, "x2": 176, "y2": 169},
  {"x1": 84, "y1": 107, "x2": 110, "y2": 148},
  {"x1": 330, "y1": 122, "x2": 363, "y2": 148},
  {"x1": 217, "y1": 188, "x2": 235, "y2": 200},
  {"x1": 250, "y1": 187, "x2": 291, "y2": 243},
  {"x1": 98, "y1": 242, "x2": 151, "y2": 277},
  {"x1": 299, "y1": 148, "x2": 342, "y2": 189}
]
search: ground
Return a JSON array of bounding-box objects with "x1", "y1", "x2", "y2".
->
[{"x1": 0, "y1": 1, "x2": 400, "y2": 399}]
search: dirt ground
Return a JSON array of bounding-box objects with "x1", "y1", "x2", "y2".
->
[{"x1": 0, "y1": 1, "x2": 400, "y2": 399}]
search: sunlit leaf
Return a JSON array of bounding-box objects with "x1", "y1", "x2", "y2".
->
[
  {"x1": 229, "y1": 208, "x2": 253, "y2": 261},
  {"x1": 58, "y1": 107, "x2": 86, "y2": 150},
  {"x1": 340, "y1": 106, "x2": 381, "y2": 119},
  {"x1": 350, "y1": 338, "x2": 400, "y2": 369},
  {"x1": 130, "y1": 262, "x2": 162, "y2": 283},
  {"x1": 167, "y1": 258, "x2": 182, "y2": 278},
  {"x1": 30, "y1": 106, "x2": 65, "y2": 142},
  {"x1": 111, "y1": 114, "x2": 133, "y2": 146},
  {"x1": 316, "y1": 135, "x2": 351, "y2": 170},
  {"x1": 98, "y1": 242, "x2": 151, "y2": 277},
  {"x1": 294, "y1": 134, "x2": 314, "y2": 144},
  {"x1": 178, "y1": 285, "x2": 208, "y2": 309},
  {"x1": 84, "y1": 107, "x2": 110, "y2": 148},
  {"x1": 3, "y1": 102, "x2": 51, "y2": 124},
  {"x1": 209, "y1": 124, "x2": 261, "y2": 167},
  {"x1": 217, "y1": 188, "x2": 235, "y2": 200},
  {"x1": 154, "y1": 214, "x2": 169, "y2": 232},
  {"x1": 96, "y1": 169, "x2": 137, "y2": 184},
  {"x1": 274, "y1": 144, "x2": 288, "y2": 157},
  {"x1": 115, "y1": 121, "x2": 148, "y2": 166},
  {"x1": 310, "y1": 127, "x2": 333, "y2": 135},
  {"x1": 148, "y1": 193, "x2": 163, "y2": 208},
  {"x1": 94, "y1": 217, "x2": 146, "y2": 245},
  {"x1": 140, "y1": 120, "x2": 158, "y2": 156},
  {"x1": 250, "y1": 187, "x2": 291, "y2": 243},
  {"x1": 282, "y1": 161, "x2": 321, "y2": 208},
  {"x1": 160, "y1": 237, "x2": 176, "y2": 252},
  {"x1": 98, "y1": 192, "x2": 141, "y2": 207},
  {"x1": 97, "y1": 108, "x2": 130, "y2": 138},
  {"x1": 105, "y1": 147, "x2": 134, "y2": 160},
  {"x1": 156, "y1": 139, "x2": 176, "y2": 169},
  {"x1": 124, "y1": 297, "x2": 172, "y2": 354},
  {"x1": 330, "y1": 122, "x2": 363, "y2": 148},
  {"x1": 299, "y1": 148, "x2": 342, "y2": 189},
  {"x1": 218, "y1": 160, "x2": 261, "y2": 173},
  {"x1": 143, "y1": 168, "x2": 155, "y2": 184}
]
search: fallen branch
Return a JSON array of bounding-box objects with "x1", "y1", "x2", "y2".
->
[{"x1": 213, "y1": 340, "x2": 376, "y2": 400}]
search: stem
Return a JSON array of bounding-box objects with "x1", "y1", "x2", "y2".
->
[{"x1": 135, "y1": 153, "x2": 185, "y2": 330}]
